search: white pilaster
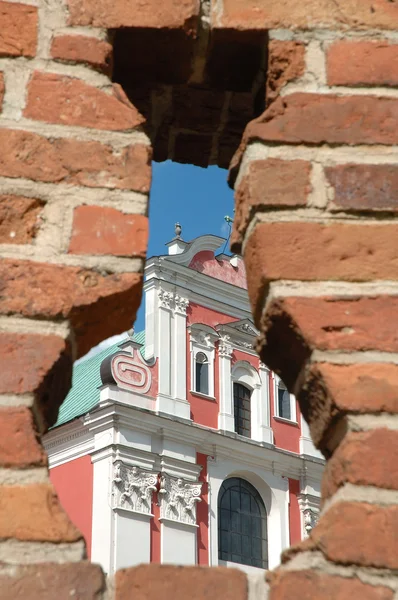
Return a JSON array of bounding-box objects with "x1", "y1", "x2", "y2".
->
[
  {"x1": 218, "y1": 336, "x2": 235, "y2": 432},
  {"x1": 91, "y1": 446, "x2": 114, "y2": 574},
  {"x1": 111, "y1": 461, "x2": 157, "y2": 570},
  {"x1": 159, "y1": 473, "x2": 202, "y2": 565},
  {"x1": 172, "y1": 295, "x2": 189, "y2": 402},
  {"x1": 299, "y1": 415, "x2": 323, "y2": 458},
  {"x1": 254, "y1": 363, "x2": 273, "y2": 444}
]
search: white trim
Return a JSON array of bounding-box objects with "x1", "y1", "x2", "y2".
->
[
  {"x1": 207, "y1": 457, "x2": 290, "y2": 571},
  {"x1": 274, "y1": 374, "x2": 297, "y2": 423},
  {"x1": 189, "y1": 324, "x2": 218, "y2": 398}
]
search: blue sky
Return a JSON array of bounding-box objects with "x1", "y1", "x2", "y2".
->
[{"x1": 79, "y1": 161, "x2": 234, "y2": 361}]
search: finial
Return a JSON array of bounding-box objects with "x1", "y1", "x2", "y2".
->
[{"x1": 175, "y1": 222, "x2": 182, "y2": 239}]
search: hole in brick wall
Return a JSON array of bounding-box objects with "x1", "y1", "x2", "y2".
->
[{"x1": 111, "y1": 27, "x2": 267, "y2": 168}]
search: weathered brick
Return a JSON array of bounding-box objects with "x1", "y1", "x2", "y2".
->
[
  {"x1": 312, "y1": 502, "x2": 398, "y2": 569},
  {"x1": 0, "y1": 484, "x2": 82, "y2": 542},
  {"x1": 243, "y1": 94, "x2": 398, "y2": 146},
  {"x1": 0, "y1": 562, "x2": 105, "y2": 600},
  {"x1": 0, "y1": 72, "x2": 4, "y2": 112},
  {"x1": 0, "y1": 259, "x2": 143, "y2": 357},
  {"x1": 255, "y1": 295, "x2": 398, "y2": 401},
  {"x1": 300, "y1": 363, "x2": 398, "y2": 449},
  {"x1": 266, "y1": 41, "x2": 305, "y2": 106},
  {"x1": 0, "y1": 2, "x2": 37, "y2": 57},
  {"x1": 232, "y1": 159, "x2": 311, "y2": 252},
  {"x1": 0, "y1": 407, "x2": 46, "y2": 468},
  {"x1": 0, "y1": 195, "x2": 44, "y2": 244},
  {"x1": 115, "y1": 565, "x2": 248, "y2": 600},
  {"x1": 325, "y1": 164, "x2": 398, "y2": 213},
  {"x1": 0, "y1": 129, "x2": 151, "y2": 192},
  {"x1": 212, "y1": 0, "x2": 398, "y2": 31},
  {"x1": 269, "y1": 570, "x2": 393, "y2": 600},
  {"x1": 267, "y1": 296, "x2": 398, "y2": 353},
  {"x1": 67, "y1": 0, "x2": 199, "y2": 30},
  {"x1": 51, "y1": 34, "x2": 113, "y2": 73},
  {"x1": 244, "y1": 223, "x2": 398, "y2": 313},
  {"x1": 69, "y1": 206, "x2": 148, "y2": 258},
  {"x1": 327, "y1": 41, "x2": 398, "y2": 87},
  {"x1": 322, "y1": 429, "x2": 398, "y2": 498},
  {"x1": 24, "y1": 72, "x2": 144, "y2": 131},
  {"x1": 0, "y1": 332, "x2": 70, "y2": 396}
]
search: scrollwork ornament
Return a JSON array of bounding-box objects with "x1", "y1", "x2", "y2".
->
[
  {"x1": 159, "y1": 474, "x2": 202, "y2": 526},
  {"x1": 174, "y1": 294, "x2": 189, "y2": 315},
  {"x1": 112, "y1": 462, "x2": 157, "y2": 515}
]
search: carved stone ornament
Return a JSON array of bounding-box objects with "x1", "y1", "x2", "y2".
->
[
  {"x1": 218, "y1": 334, "x2": 233, "y2": 357},
  {"x1": 237, "y1": 322, "x2": 257, "y2": 336},
  {"x1": 112, "y1": 462, "x2": 157, "y2": 515},
  {"x1": 159, "y1": 474, "x2": 202, "y2": 526},
  {"x1": 174, "y1": 294, "x2": 189, "y2": 315},
  {"x1": 234, "y1": 339, "x2": 253, "y2": 350},
  {"x1": 158, "y1": 289, "x2": 174, "y2": 310},
  {"x1": 303, "y1": 508, "x2": 319, "y2": 536}
]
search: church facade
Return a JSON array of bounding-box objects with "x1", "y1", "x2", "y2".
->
[{"x1": 44, "y1": 232, "x2": 323, "y2": 576}]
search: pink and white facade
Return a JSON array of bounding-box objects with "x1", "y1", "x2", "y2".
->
[{"x1": 45, "y1": 233, "x2": 323, "y2": 575}]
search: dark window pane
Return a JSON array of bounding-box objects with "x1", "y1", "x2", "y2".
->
[
  {"x1": 278, "y1": 384, "x2": 291, "y2": 420},
  {"x1": 195, "y1": 355, "x2": 209, "y2": 395},
  {"x1": 233, "y1": 383, "x2": 252, "y2": 437},
  {"x1": 218, "y1": 477, "x2": 268, "y2": 569}
]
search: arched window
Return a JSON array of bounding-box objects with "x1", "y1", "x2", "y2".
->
[
  {"x1": 277, "y1": 380, "x2": 291, "y2": 421},
  {"x1": 195, "y1": 352, "x2": 209, "y2": 395},
  {"x1": 218, "y1": 477, "x2": 268, "y2": 569},
  {"x1": 233, "y1": 383, "x2": 251, "y2": 437}
]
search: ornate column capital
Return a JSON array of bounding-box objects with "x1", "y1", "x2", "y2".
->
[
  {"x1": 158, "y1": 288, "x2": 174, "y2": 310},
  {"x1": 159, "y1": 474, "x2": 202, "y2": 526},
  {"x1": 218, "y1": 334, "x2": 233, "y2": 358},
  {"x1": 112, "y1": 461, "x2": 157, "y2": 516},
  {"x1": 174, "y1": 294, "x2": 189, "y2": 315}
]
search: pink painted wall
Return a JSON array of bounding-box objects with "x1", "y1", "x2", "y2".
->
[
  {"x1": 269, "y1": 373, "x2": 301, "y2": 454},
  {"x1": 189, "y1": 251, "x2": 247, "y2": 289},
  {"x1": 197, "y1": 453, "x2": 210, "y2": 565},
  {"x1": 288, "y1": 478, "x2": 302, "y2": 546},
  {"x1": 50, "y1": 455, "x2": 93, "y2": 557}
]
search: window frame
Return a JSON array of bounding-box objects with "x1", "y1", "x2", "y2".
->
[
  {"x1": 218, "y1": 477, "x2": 268, "y2": 570},
  {"x1": 233, "y1": 382, "x2": 252, "y2": 438},
  {"x1": 274, "y1": 375, "x2": 297, "y2": 423},
  {"x1": 189, "y1": 324, "x2": 218, "y2": 399}
]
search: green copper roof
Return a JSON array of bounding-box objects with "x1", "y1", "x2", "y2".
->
[{"x1": 54, "y1": 331, "x2": 145, "y2": 428}]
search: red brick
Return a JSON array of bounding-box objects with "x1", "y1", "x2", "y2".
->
[
  {"x1": 244, "y1": 223, "x2": 398, "y2": 311},
  {"x1": 0, "y1": 259, "x2": 143, "y2": 357},
  {"x1": 327, "y1": 41, "x2": 398, "y2": 87},
  {"x1": 325, "y1": 164, "x2": 398, "y2": 213},
  {"x1": 67, "y1": 0, "x2": 199, "y2": 30},
  {"x1": 300, "y1": 363, "x2": 398, "y2": 450},
  {"x1": 0, "y1": 72, "x2": 4, "y2": 112},
  {"x1": 310, "y1": 362, "x2": 398, "y2": 414},
  {"x1": 232, "y1": 159, "x2": 311, "y2": 252},
  {"x1": 0, "y1": 195, "x2": 44, "y2": 243},
  {"x1": 266, "y1": 41, "x2": 305, "y2": 106},
  {"x1": 0, "y1": 332, "x2": 69, "y2": 396},
  {"x1": 69, "y1": 206, "x2": 148, "y2": 257},
  {"x1": 0, "y1": 563, "x2": 105, "y2": 600},
  {"x1": 0, "y1": 407, "x2": 46, "y2": 468},
  {"x1": 0, "y1": 2, "x2": 37, "y2": 57},
  {"x1": 115, "y1": 565, "x2": 248, "y2": 600},
  {"x1": 51, "y1": 34, "x2": 113, "y2": 73},
  {"x1": 24, "y1": 72, "x2": 144, "y2": 131},
  {"x1": 244, "y1": 94, "x2": 398, "y2": 146},
  {"x1": 322, "y1": 429, "x2": 398, "y2": 498},
  {"x1": 0, "y1": 484, "x2": 82, "y2": 542},
  {"x1": 269, "y1": 570, "x2": 393, "y2": 600},
  {"x1": 213, "y1": 0, "x2": 398, "y2": 31},
  {"x1": 270, "y1": 296, "x2": 398, "y2": 353},
  {"x1": 312, "y1": 502, "x2": 398, "y2": 569},
  {"x1": 0, "y1": 129, "x2": 151, "y2": 192}
]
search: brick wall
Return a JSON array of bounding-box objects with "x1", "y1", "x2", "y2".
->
[{"x1": 0, "y1": 0, "x2": 397, "y2": 597}]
